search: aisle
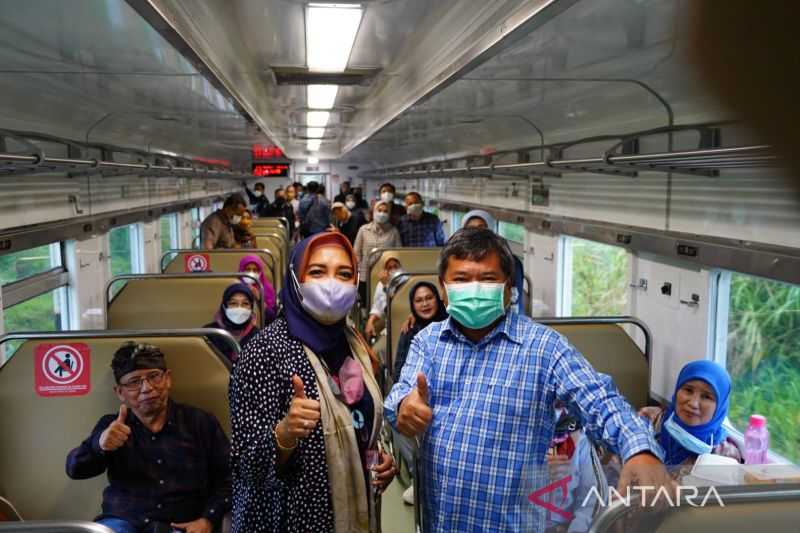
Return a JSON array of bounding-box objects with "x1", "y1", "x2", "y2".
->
[{"x1": 381, "y1": 480, "x2": 416, "y2": 533}]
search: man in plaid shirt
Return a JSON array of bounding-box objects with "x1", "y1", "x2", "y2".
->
[
  {"x1": 385, "y1": 228, "x2": 672, "y2": 532},
  {"x1": 66, "y1": 343, "x2": 231, "y2": 533},
  {"x1": 397, "y1": 192, "x2": 446, "y2": 247}
]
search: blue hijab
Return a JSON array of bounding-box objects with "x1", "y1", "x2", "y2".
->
[
  {"x1": 658, "y1": 360, "x2": 731, "y2": 464},
  {"x1": 279, "y1": 232, "x2": 356, "y2": 354}
]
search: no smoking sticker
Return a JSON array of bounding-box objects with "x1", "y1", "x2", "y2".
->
[
  {"x1": 34, "y1": 343, "x2": 91, "y2": 397},
  {"x1": 184, "y1": 253, "x2": 211, "y2": 272}
]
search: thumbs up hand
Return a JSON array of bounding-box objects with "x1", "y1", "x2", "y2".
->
[
  {"x1": 276, "y1": 375, "x2": 322, "y2": 448},
  {"x1": 99, "y1": 405, "x2": 132, "y2": 452},
  {"x1": 397, "y1": 373, "x2": 433, "y2": 437}
]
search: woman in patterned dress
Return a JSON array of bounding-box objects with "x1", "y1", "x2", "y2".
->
[{"x1": 229, "y1": 231, "x2": 396, "y2": 532}]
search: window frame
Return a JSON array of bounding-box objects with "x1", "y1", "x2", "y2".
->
[
  {"x1": 557, "y1": 235, "x2": 630, "y2": 317},
  {"x1": 711, "y1": 268, "x2": 797, "y2": 464},
  {"x1": 108, "y1": 223, "x2": 145, "y2": 278},
  {"x1": 1, "y1": 242, "x2": 72, "y2": 357}
]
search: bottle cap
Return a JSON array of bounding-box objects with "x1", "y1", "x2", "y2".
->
[{"x1": 749, "y1": 414, "x2": 767, "y2": 428}]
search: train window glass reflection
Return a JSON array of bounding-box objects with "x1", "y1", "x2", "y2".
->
[
  {"x1": 451, "y1": 211, "x2": 466, "y2": 231},
  {"x1": 108, "y1": 224, "x2": 144, "y2": 278},
  {"x1": 2, "y1": 288, "x2": 69, "y2": 364},
  {"x1": 0, "y1": 243, "x2": 62, "y2": 286},
  {"x1": 191, "y1": 207, "x2": 202, "y2": 247},
  {"x1": 159, "y1": 214, "x2": 180, "y2": 256},
  {"x1": 497, "y1": 221, "x2": 524, "y2": 244},
  {"x1": 559, "y1": 236, "x2": 629, "y2": 316},
  {"x1": 714, "y1": 270, "x2": 800, "y2": 463}
]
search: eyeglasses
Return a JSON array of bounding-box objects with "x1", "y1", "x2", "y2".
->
[{"x1": 119, "y1": 370, "x2": 166, "y2": 392}]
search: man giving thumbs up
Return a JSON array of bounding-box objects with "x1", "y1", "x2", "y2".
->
[{"x1": 66, "y1": 342, "x2": 231, "y2": 533}]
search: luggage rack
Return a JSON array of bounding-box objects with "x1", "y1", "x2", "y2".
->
[
  {"x1": 0, "y1": 150, "x2": 250, "y2": 180},
  {"x1": 368, "y1": 144, "x2": 777, "y2": 179},
  {"x1": 0, "y1": 129, "x2": 250, "y2": 180}
]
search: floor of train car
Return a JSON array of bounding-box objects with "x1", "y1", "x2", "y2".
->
[{"x1": 382, "y1": 479, "x2": 416, "y2": 533}]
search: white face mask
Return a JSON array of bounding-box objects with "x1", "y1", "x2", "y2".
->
[
  {"x1": 253, "y1": 190, "x2": 263, "y2": 198},
  {"x1": 346, "y1": 200, "x2": 357, "y2": 210},
  {"x1": 374, "y1": 211, "x2": 390, "y2": 224},
  {"x1": 380, "y1": 191, "x2": 394, "y2": 203},
  {"x1": 230, "y1": 214, "x2": 242, "y2": 225},
  {"x1": 407, "y1": 203, "x2": 424, "y2": 217},
  {"x1": 225, "y1": 306, "x2": 252, "y2": 325},
  {"x1": 242, "y1": 276, "x2": 257, "y2": 285}
]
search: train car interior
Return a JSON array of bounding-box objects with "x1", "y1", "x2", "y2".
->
[{"x1": 0, "y1": 1, "x2": 798, "y2": 532}]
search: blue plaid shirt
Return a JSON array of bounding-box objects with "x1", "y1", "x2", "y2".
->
[
  {"x1": 397, "y1": 212, "x2": 446, "y2": 247},
  {"x1": 384, "y1": 313, "x2": 662, "y2": 532}
]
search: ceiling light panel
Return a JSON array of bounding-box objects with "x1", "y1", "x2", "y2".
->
[
  {"x1": 306, "y1": 4, "x2": 363, "y2": 72},
  {"x1": 306, "y1": 127, "x2": 326, "y2": 138},
  {"x1": 307, "y1": 85, "x2": 339, "y2": 110},
  {"x1": 308, "y1": 157, "x2": 319, "y2": 164},
  {"x1": 307, "y1": 111, "x2": 331, "y2": 127},
  {"x1": 307, "y1": 139, "x2": 322, "y2": 151}
]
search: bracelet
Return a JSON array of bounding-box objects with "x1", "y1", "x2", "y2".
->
[{"x1": 274, "y1": 423, "x2": 297, "y2": 452}]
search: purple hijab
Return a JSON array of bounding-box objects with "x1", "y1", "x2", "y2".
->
[
  {"x1": 239, "y1": 254, "x2": 276, "y2": 312},
  {"x1": 279, "y1": 232, "x2": 357, "y2": 354}
]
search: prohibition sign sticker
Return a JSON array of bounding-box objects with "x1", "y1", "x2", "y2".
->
[
  {"x1": 34, "y1": 343, "x2": 91, "y2": 397},
  {"x1": 185, "y1": 253, "x2": 211, "y2": 272}
]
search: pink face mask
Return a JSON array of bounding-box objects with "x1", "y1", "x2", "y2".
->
[{"x1": 335, "y1": 356, "x2": 365, "y2": 405}]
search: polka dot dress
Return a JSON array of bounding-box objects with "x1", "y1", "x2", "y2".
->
[{"x1": 229, "y1": 316, "x2": 334, "y2": 532}]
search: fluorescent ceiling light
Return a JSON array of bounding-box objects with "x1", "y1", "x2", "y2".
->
[
  {"x1": 307, "y1": 111, "x2": 330, "y2": 127},
  {"x1": 308, "y1": 157, "x2": 319, "y2": 164},
  {"x1": 307, "y1": 139, "x2": 322, "y2": 151},
  {"x1": 307, "y1": 85, "x2": 338, "y2": 110},
  {"x1": 306, "y1": 127, "x2": 326, "y2": 139},
  {"x1": 306, "y1": 3, "x2": 363, "y2": 72}
]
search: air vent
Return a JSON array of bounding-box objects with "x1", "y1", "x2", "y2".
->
[{"x1": 271, "y1": 66, "x2": 380, "y2": 86}]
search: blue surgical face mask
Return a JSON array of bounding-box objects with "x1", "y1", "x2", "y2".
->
[
  {"x1": 663, "y1": 413, "x2": 714, "y2": 455},
  {"x1": 445, "y1": 282, "x2": 506, "y2": 330}
]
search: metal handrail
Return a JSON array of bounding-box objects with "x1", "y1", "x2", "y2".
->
[
  {"x1": 384, "y1": 271, "x2": 439, "y2": 390},
  {"x1": 588, "y1": 482, "x2": 800, "y2": 533},
  {"x1": 159, "y1": 248, "x2": 277, "y2": 284},
  {"x1": 536, "y1": 315, "x2": 652, "y2": 362},
  {"x1": 365, "y1": 247, "x2": 442, "y2": 310},
  {"x1": 366, "y1": 144, "x2": 777, "y2": 179},
  {"x1": 0, "y1": 522, "x2": 114, "y2": 532},
  {"x1": 0, "y1": 150, "x2": 250, "y2": 180},
  {"x1": 252, "y1": 231, "x2": 290, "y2": 263},
  {"x1": 105, "y1": 272, "x2": 264, "y2": 328},
  {"x1": 0, "y1": 328, "x2": 240, "y2": 372}
]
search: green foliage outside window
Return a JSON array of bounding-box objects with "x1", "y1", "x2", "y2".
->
[
  {"x1": 725, "y1": 273, "x2": 800, "y2": 462},
  {"x1": 498, "y1": 221, "x2": 525, "y2": 244},
  {"x1": 109, "y1": 226, "x2": 134, "y2": 278},
  {"x1": 160, "y1": 215, "x2": 177, "y2": 256},
  {"x1": 569, "y1": 238, "x2": 628, "y2": 316},
  {"x1": 2, "y1": 289, "x2": 66, "y2": 363},
  {"x1": 0, "y1": 245, "x2": 58, "y2": 285}
]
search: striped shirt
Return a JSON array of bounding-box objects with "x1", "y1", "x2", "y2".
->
[{"x1": 384, "y1": 312, "x2": 662, "y2": 532}]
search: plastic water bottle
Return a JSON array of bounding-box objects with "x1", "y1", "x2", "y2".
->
[{"x1": 744, "y1": 414, "x2": 769, "y2": 464}]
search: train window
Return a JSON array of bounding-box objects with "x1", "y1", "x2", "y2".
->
[
  {"x1": 108, "y1": 224, "x2": 144, "y2": 279},
  {"x1": 558, "y1": 236, "x2": 629, "y2": 316},
  {"x1": 497, "y1": 221, "x2": 524, "y2": 244},
  {"x1": 191, "y1": 207, "x2": 202, "y2": 245},
  {"x1": 0, "y1": 243, "x2": 62, "y2": 285},
  {"x1": 1, "y1": 243, "x2": 70, "y2": 363},
  {"x1": 159, "y1": 214, "x2": 180, "y2": 256},
  {"x1": 713, "y1": 270, "x2": 800, "y2": 463},
  {"x1": 2, "y1": 288, "x2": 69, "y2": 363},
  {"x1": 450, "y1": 211, "x2": 467, "y2": 231}
]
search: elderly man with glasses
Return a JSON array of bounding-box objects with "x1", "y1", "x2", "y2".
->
[{"x1": 66, "y1": 343, "x2": 231, "y2": 533}]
